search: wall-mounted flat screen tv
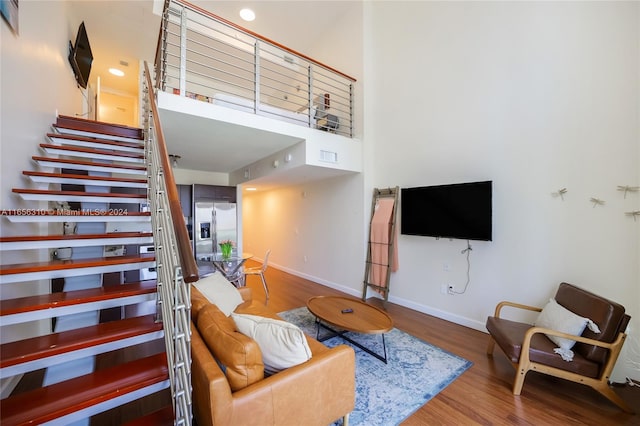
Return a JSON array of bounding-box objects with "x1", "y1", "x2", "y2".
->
[
  {"x1": 401, "y1": 181, "x2": 492, "y2": 241},
  {"x1": 68, "y1": 21, "x2": 93, "y2": 89}
]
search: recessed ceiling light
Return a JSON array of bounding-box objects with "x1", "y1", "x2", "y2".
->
[
  {"x1": 239, "y1": 8, "x2": 255, "y2": 22},
  {"x1": 109, "y1": 68, "x2": 125, "y2": 77}
]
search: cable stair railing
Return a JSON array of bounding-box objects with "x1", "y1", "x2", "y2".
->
[{"x1": 143, "y1": 60, "x2": 199, "y2": 426}]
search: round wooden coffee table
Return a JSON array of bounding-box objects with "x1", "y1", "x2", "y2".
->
[{"x1": 306, "y1": 296, "x2": 394, "y2": 363}]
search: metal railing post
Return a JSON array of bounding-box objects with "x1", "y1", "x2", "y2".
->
[
  {"x1": 349, "y1": 83, "x2": 353, "y2": 138},
  {"x1": 307, "y1": 65, "x2": 313, "y2": 126},
  {"x1": 254, "y1": 41, "x2": 260, "y2": 113},
  {"x1": 179, "y1": 7, "x2": 188, "y2": 96}
]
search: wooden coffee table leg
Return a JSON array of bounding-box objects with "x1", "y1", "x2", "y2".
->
[{"x1": 314, "y1": 319, "x2": 388, "y2": 364}]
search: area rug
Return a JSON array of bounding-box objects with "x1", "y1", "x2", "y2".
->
[{"x1": 278, "y1": 307, "x2": 473, "y2": 426}]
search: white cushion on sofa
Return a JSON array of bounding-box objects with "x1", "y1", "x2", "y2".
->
[
  {"x1": 193, "y1": 273, "x2": 243, "y2": 316},
  {"x1": 232, "y1": 313, "x2": 312, "y2": 374}
]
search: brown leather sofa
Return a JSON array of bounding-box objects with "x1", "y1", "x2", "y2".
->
[{"x1": 191, "y1": 286, "x2": 356, "y2": 426}]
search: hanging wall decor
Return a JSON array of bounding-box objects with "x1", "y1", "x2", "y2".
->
[
  {"x1": 625, "y1": 211, "x2": 640, "y2": 221},
  {"x1": 617, "y1": 185, "x2": 639, "y2": 199},
  {"x1": 551, "y1": 188, "x2": 568, "y2": 201}
]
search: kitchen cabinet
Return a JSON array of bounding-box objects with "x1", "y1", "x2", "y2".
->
[
  {"x1": 177, "y1": 184, "x2": 192, "y2": 218},
  {"x1": 193, "y1": 184, "x2": 236, "y2": 203}
]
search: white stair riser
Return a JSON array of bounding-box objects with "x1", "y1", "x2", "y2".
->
[
  {"x1": 0, "y1": 293, "x2": 157, "y2": 326},
  {"x1": 0, "y1": 331, "x2": 164, "y2": 378},
  {"x1": 0, "y1": 236, "x2": 153, "y2": 251},
  {"x1": 16, "y1": 193, "x2": 146, "y2": 204},
  {"x1": 41, "y1": 380, "x2": 170, "y2": 426},
  {"x1": 40, "y1": 146, "x2": 145, "y2": 164},
  {"x1": 33, "y1": 159, "x2": 147, "y2": 176},
  {"x1": 2, "y1": 215, "x2": 151, "y2": 224},
  {"x1": 47, "y1": 135, "x2": 144, "y2": 153},
  {"x1": 52, "y1": 127, "x2": 143, "y2": 145},
  {"x1": 0, "y1": 261, "x2": 156, "y2": 284},
  {"x1": 26, "y1": 175, "x2": 147, "y2": 189}
]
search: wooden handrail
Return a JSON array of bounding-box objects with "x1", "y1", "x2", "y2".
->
[
  {"x1": 143, "y1": 61, "x2": 199, "y2": 284},
  {"x1": 164, "y1": 0, "x2": 357, "y2": 83}
]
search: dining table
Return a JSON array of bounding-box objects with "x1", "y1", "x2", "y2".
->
[{"x1": 211, "y1": 252, "x2": 253, "y2": 287}]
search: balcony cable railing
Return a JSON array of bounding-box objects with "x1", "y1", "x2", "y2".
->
[
  {"x1": 155, "y1": 0, "x2": 356, "y2": 138},
  {"x1": 143, "y1": 60, "x2": 198, "y2": 426}
]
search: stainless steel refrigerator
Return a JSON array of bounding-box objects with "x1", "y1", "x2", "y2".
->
[{"x1": 194, "y1": 201, "x2": 237, "y2": 261}]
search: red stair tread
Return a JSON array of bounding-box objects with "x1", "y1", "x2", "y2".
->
[
  {"x1": 0, "y1": 352, "x2": 168, "y2": 425},
  {"x1": 46, "y1": 133, "x2": 144, "y2": 149},
  {"x1": 0, "y1": 253, "x2": 155, "y2": 276},
  {"x1": 0, "y1": 231, "x2": 152, "y2": 244},
  {"x1": 12, "y1": 188, "x2": 147, "y2": 199},
  {"x1": 0, "y1": 280, "x2": 157, "y2": 316},
  {"x1": 23, "y1": 171, "x2": 147, "y2": 184},
  {"x1": 0, "y1": 314, "x2": 162, "y2": 368},
  {"x1": 40, "y1": 143, "x2": 145, "y2": 159},
  {"x1": 55, "y1": 115, "x2": 144, "y2": 140},
  {"x1": 32, "y1": 156, "x2": 147, "y2": 171}
]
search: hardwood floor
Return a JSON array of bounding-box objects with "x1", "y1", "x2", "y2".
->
[{"x1": 245, "y1": 260, "x2": 639, "y2": 425}]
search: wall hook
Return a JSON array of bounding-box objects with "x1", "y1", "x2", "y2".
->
[
  {"x1": 617, "y1": 185, "x2": 640, "y2": 199},
  {"x1": 590, "y1": 197, "x2": 605, "y2": 208}
]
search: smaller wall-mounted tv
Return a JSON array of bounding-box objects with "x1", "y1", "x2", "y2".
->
[
  {"x1": 68, "y1": 22, "x2": 93, "y2": 89},
  {"x1": 401, "y1": 181, "x2": 493, "y2": 241}
]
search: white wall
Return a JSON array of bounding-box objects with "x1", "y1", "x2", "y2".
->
[
  {"x1": 365, "y1": 1, "x2": 639, "y2": 380},
  {"x1": 241, "y1": 1, "x2": 367, "y2": 297},
  {"x1": 242, "y1": 173, "x2": 365, "y2": 292},
  {"x1": 1, "y1": 0, "x2": 85, "y2": 341}
]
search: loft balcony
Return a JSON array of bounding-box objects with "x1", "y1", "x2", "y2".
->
[{"x1": 153, "y1": 0, "x2": 362, "y2": 188}]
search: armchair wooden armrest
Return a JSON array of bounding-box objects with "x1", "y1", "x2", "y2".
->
[{"x1": 493, "y1": 300, "x2": 542, "y2": 318}]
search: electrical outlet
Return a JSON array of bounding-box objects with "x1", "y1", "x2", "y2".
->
[
  {"x1": 447, "y1": 285, "x2": 454, "y2": 295},
  {"x1": 440, "y1": 283, "x2": 448, "y2": 294},
  {"x1": 443, "y1": 262, "x2": 450, "y2": 272}
]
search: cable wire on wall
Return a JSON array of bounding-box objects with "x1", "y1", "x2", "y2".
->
[{"x1": 451, "y1": 240, "x2": 472, "y2": 295}]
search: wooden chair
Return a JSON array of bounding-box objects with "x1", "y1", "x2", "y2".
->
[
  {"x1": 486, "y1": 282, "x2": 633, "y2": 413},
  {"x1": 243, "y1": 249, "x2": 271, "y2": 301}
]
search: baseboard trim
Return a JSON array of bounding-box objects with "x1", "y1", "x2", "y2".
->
[{"x1": 269, "y1": 263, "x2": 488, "y2": 334}]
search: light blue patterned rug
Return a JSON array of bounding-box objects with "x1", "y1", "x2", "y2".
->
[{"x1": 279, "y1": 307, "x2": 473, "y2": 426}]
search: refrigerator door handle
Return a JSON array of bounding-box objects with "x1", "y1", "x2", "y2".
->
[{"x1": 212, "y1": 209, "x2": 217, "y2": 252}]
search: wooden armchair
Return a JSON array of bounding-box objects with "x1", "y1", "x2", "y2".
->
[{"x1": 486, "y1": 282, "x2": 633, "y2": 413}]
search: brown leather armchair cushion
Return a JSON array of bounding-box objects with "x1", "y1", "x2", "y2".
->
[
  {"x1": 554, "y1": 283, "x2": 628, "y2": 364},
  {"x1": 197, "y1": 303, "x2": 264, "y2": 391},
  {"x1": 486, "y1": 316, "x2": 601, "y2": 377}
]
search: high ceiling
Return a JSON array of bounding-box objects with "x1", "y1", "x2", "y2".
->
[{"x1": 69, "y1": 0, "x2": 359, "y2": 97}]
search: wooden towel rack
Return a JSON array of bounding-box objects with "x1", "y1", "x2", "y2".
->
[{"x1": 362, "y1": 186, "x2": 399, "y2": 308}]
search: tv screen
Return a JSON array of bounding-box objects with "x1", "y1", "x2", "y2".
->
[
  {"x1": 68, "y1": 22, "x2": 93, "y2": 89},
  {"x1": 401, "y1": 181, "x2": 492, "y2": 241}
]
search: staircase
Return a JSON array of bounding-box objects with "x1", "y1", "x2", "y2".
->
[{"x1": 0, "y1": 115, "x2": 175, "y2": 425}]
